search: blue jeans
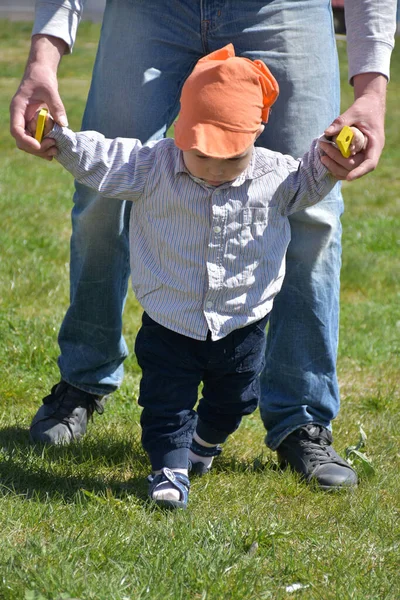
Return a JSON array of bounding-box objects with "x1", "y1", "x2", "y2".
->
[
  {"x1": 135, "y1": 313, "x2": 268, "y2": 470},
  {"x1": 58, "y1": 0, "x2": 343, "y2": 450}
]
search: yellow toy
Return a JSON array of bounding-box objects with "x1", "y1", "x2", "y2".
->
[
  {"x1": 35, "y1": 108, "x2": 49, "y2": 142},
  {"x1": 335, "y1": 125, "x2": 354, "y2": 158}
]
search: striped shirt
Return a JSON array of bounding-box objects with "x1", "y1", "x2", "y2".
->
[{"x1": 51, "y1": 125, "x2": 337, "y2": 341}]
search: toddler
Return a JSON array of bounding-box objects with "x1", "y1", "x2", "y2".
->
[{"x1": 29, "y1": 44, "x2": 365, "y2": 509}]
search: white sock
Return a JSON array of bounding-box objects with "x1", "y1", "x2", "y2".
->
[
  {"x1": 152, "y1": 468, "x2": 188, "y2": 502},
  {"x1": 188, "y1": 432, "x2": 218, "y2": 470}
]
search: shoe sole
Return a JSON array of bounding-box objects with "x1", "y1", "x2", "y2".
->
[
  {"x1": 151, "y1": 498, "x2": 188, "y2": 510},
  {"x1": 278, "y1": 459, "x2": 358, "y2": 491}
]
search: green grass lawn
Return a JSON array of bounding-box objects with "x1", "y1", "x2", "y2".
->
[{"x1": 0, "y1": 21, "x2": 399, "y2": 600}]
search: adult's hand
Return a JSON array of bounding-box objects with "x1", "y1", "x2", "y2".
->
[
  {"x1": 319, "y1": 141, "x2": 365, "y2": 181},
  {"x1": 10, "y1": 34, "x2": 68, "y2": 161},
  {"x1": 324, "y1": 73, "x2": 387, "y2": 181},
  {"x1": 319, "y1": 126, "x2": 367, "y2": 180}
]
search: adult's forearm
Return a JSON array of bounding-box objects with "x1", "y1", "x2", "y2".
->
[
  {"x1": 345, "y1": 0, "x2": 397, "y2": 82},
  {"x1": 32, "y1": 0, "x2": 85, "y2": 52},
  {"x1": 26, "y1": 34, "x2": 68, "y2": 75}
]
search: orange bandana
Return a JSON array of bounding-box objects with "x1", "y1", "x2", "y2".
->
[{"x1": 174, "y1": 44, "x2": 279, "y2": 158}]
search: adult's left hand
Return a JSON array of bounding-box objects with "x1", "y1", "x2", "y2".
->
[
  {"x1": 324, "y1": 73, "x2": 387, "y2": 181},
  {"x1": 319, "y1": 140, "x2": 365, "y2": 181}
]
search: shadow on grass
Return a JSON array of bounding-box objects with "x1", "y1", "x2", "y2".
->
[
  {"x1": 0, "y1": 427, "x2": 281, "y2": 505},
  {"x1": 0, "y1": 425, "x2": 149, "y2": 503},
  {"x1": 216, "y1": 453, "x2": 279, "y2": 474}
]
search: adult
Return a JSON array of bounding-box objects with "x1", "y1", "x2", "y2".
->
[{"x1": 10, "y1": 0, "x2": 396, "y2": 489}]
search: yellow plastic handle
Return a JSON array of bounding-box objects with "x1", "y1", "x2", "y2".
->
[
  {"x1": 35, "y1": 108, "x2": 49, "y2": 142},
  {"x1": 336, "y1": 126, "x2": 354, "y2": 158}
]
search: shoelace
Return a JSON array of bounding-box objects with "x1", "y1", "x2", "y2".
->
[
  {"x1": 297, "y1": 425, "x2": 339, "y2": 466},
  {"x1": 42, "y1": 381, "x2": 104, "y2": 425}
]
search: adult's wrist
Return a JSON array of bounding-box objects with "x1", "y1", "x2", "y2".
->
[{"x1": 353, "y1": 72, "x2": 388, "y2": 101}]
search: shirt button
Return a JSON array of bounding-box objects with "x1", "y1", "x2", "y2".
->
[
  {"x1": 213, "y1": 226, "x2": 221, "y2": 233},
  {"x1": 205, "y1": 301, "x2": 213, "y2": 309}
]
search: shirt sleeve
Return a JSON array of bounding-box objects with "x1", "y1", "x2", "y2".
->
[
  {"x1": 32, "y1": 0, "x2": 85, "y2": 52},
  {"x1": 49, "y1": 124, "x2": 156, "y2": 200},
  {"x1": 277, "y1": 139, "x2": 338, "y2": 216},
  {"x1": 345, "y1": 0, "x2": 397, "y2": 83}
]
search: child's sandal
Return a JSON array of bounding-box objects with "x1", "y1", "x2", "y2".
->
[
  {"x1": 148, "y1": 467, "x2": 190, "y2": 509},
  {"x1": 188, "y1": 439, "x2": 223, "y2": 475}
]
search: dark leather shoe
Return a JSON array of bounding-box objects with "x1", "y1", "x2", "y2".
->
[
  {"x1": 276, "y1": 424, "x2": 358, "y2": 490},
  {"x1": 29, "y1": 381, "x2": 104, "y2": 445}
]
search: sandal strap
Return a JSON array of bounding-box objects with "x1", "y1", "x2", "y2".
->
[
  {"x1": 190, "y1": 439, "x2": 223, "y2": 458},
  {"x1": 148, "y1": 468, "x2": 190, "y2": 503}
]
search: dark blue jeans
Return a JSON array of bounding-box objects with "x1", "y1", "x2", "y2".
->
[{"x1": 135, "y1": 312, "x2": 269, "y2": 470}]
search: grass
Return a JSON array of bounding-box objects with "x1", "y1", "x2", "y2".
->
[{"x1": 0, "y1": 20, "x2": 399, "y2": 600}]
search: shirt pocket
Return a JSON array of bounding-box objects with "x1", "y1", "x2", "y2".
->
[
  {"x1": 236, "y1": 206, "x2": 278, "y2": 245},
  {"x1": 224, "y1": 205, "x2": 286, "y2": 295}
]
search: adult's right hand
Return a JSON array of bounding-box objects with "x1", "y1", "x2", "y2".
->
[{"x1": 10, "y1": 34, "x2": 68, "y2": 161}]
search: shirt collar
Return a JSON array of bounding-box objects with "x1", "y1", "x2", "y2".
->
[
  {"x1": 175, "y1": 148, "x2": 188, "y2": 176},
  {"x1": 174, "y1": 147, "x2": 257, "y2": 189}
]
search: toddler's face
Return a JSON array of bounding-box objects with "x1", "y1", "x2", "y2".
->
[{"x1": 182, "y1": 145, "x2": 254, "y2": 187}]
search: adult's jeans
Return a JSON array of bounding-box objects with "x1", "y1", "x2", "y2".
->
[{"x1": 58, "y1": 0, "x2": 343, "y2": 450}]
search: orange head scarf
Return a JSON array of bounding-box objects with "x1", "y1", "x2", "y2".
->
[{"x1": 174, "y1": 44, "x2": 279, "y2": 158}]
